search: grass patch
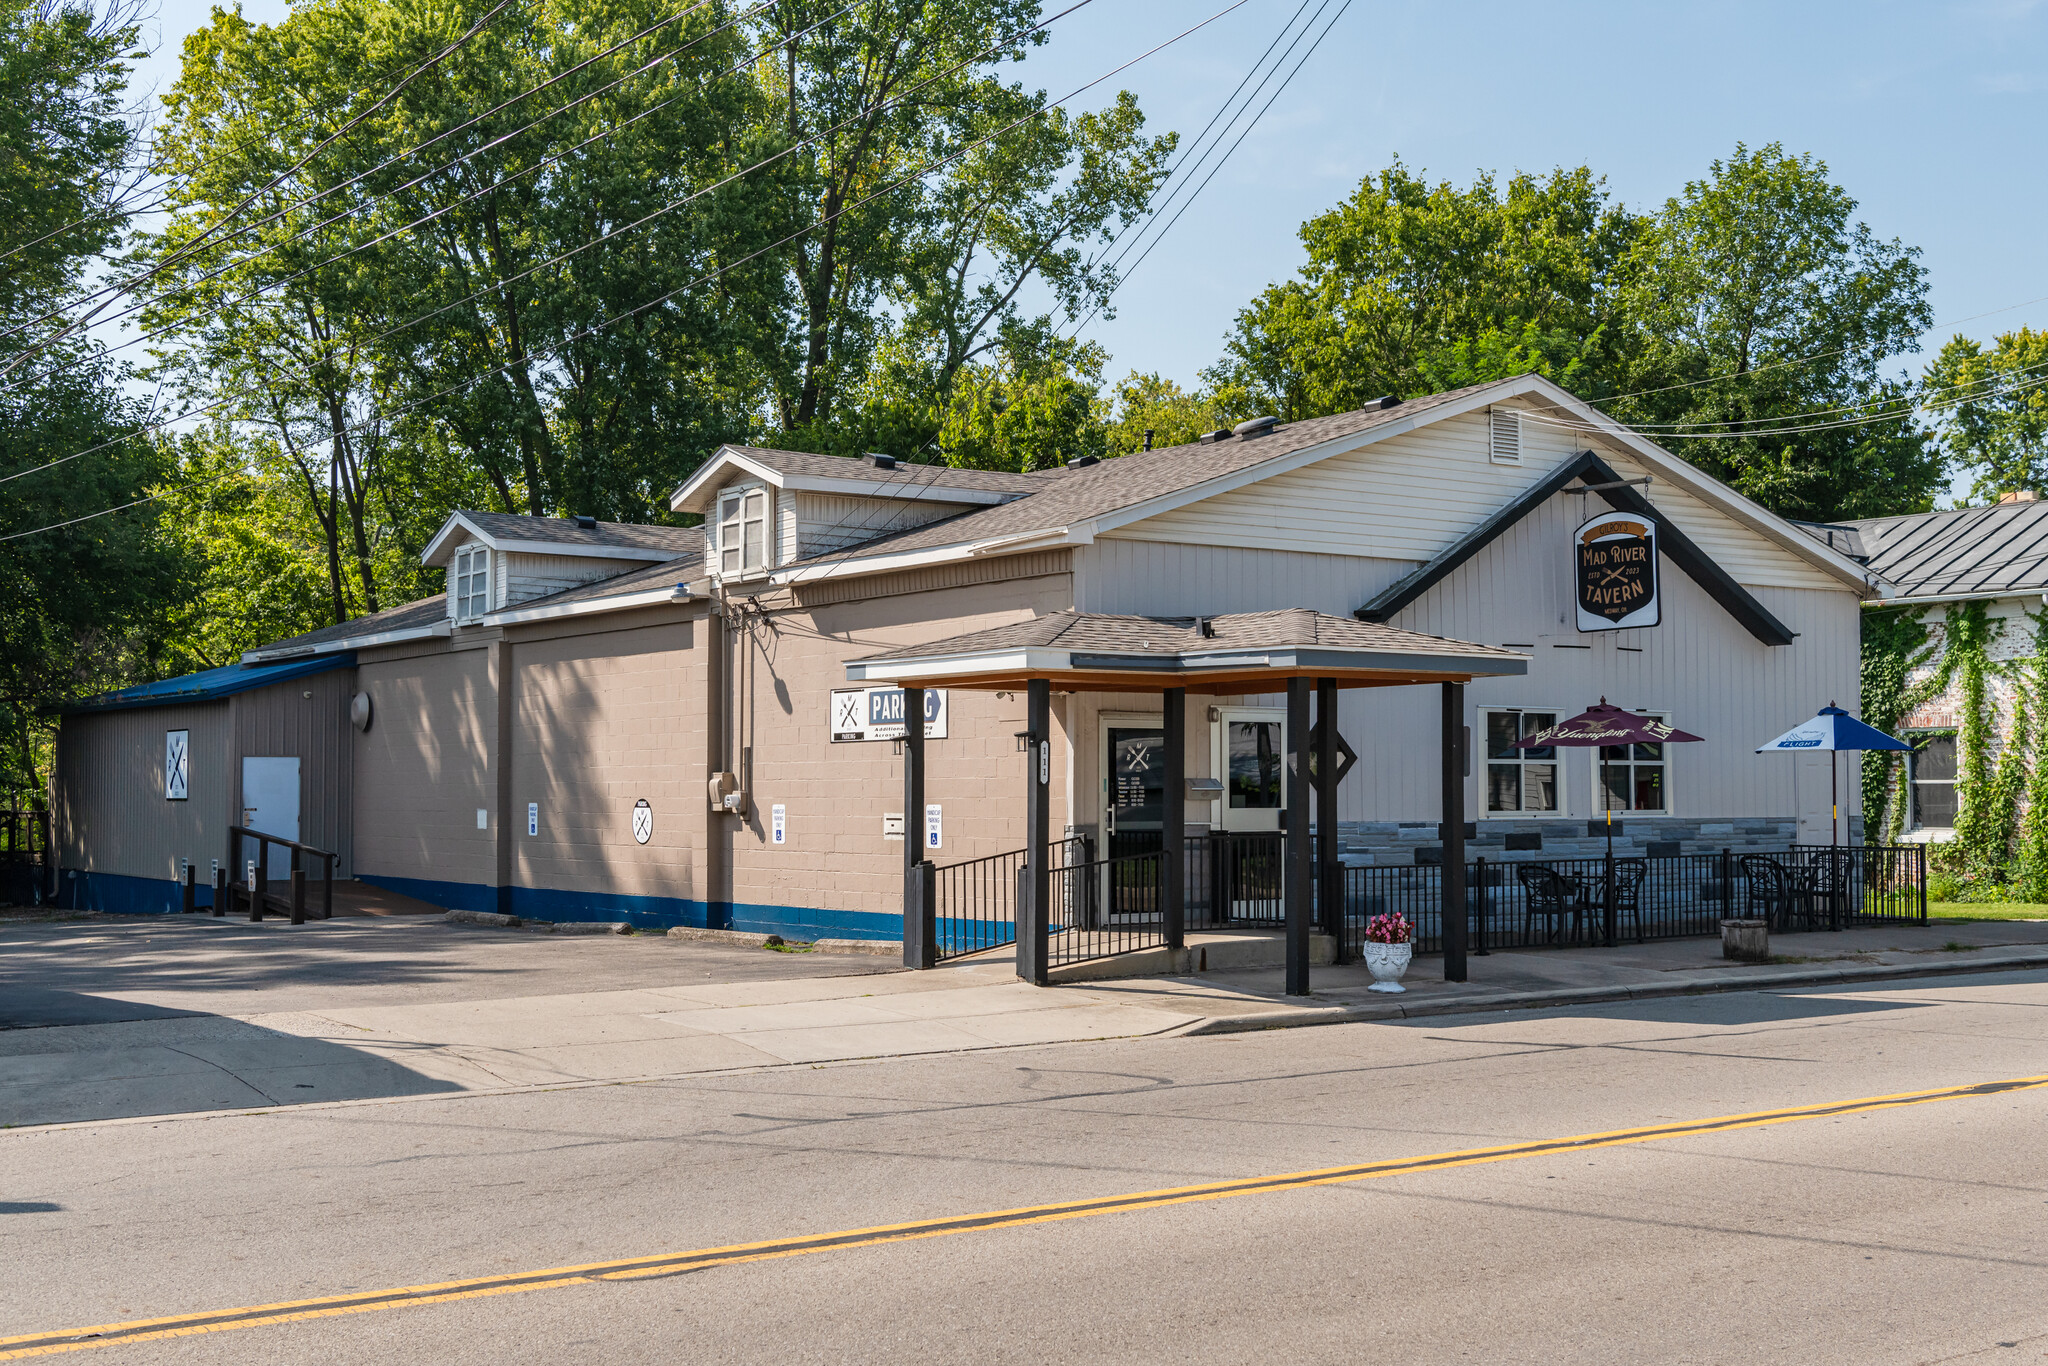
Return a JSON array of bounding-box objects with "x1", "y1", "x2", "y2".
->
[
  {"x1": 760, "y1": 934, "x2": 814, "y2": 954},
  {"x1": 1942, "y1": 940, "x2": 1979, "y2": 953},
  {"x1": 1928, "y1": 902, "x2": 2048, "y2": 922}
]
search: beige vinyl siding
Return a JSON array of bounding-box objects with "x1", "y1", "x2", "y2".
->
[
  {"x1": 1074, "y1": 540, "x2": 1411, "y2": 616},
  {"x1": 498, "y1": 550, "x2": 654, "y2": 610},
  {"x1": 352, "y1": 646, "x2": 498, "y2": 886},
  {"x1": 791, "y1": 491, "x2": 977, "y2": 560},
  {"x1": 230, "y1": 666, "x2": 357, "y2": 874},
  {"x1": 1105, "y1": 404, "x2": 1845, "y2": 593},
  {"x1": 52, "y1": 701, "x2": 230, "y2": 883},
  {"x1": 1365, "y1": 487, "x2": 1858, "y2": 834},
  {"x1": 1594, "y1": 445, "x2": 1842, "y2": 591},
  {"x1": 1103, "y1": 407, "x2": 1582, "y2": 561}
]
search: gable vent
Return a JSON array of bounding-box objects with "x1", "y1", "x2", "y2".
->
[{"x1": 1489, "y1": 407, "x2": 1522, "y2": 465}]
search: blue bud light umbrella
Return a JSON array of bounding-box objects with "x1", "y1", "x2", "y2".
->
[{"x1": 1755, "y1": 703, "x2": 1910, "y2": 846}]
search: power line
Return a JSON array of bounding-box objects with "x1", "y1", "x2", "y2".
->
[
  {"x1": 0, "y1": 0, "x2": 747, "y2": 370},
  {"x1": 1, "y1": 0, "x2": 1252, "y2": 542},
  {"x1": 1064, "y1": 0, "x2": 1317, "y2": 317},
  {"x1": 1071, "y1": 0, "x2": 1348, "y2": 339},
  {"x1": 0, "y1": 0, "x2": 1072, "y2": 472},
  {"x1": 0, "y1": 0, "x2": 522, "y2": 377},
  {"x1": 3, "y1": 0, "x2": 784, "y2": 394}
]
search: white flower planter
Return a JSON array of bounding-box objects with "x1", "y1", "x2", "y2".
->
[{"x1": 1363, "y1": 941, "x2": 1413, "y2": 992}]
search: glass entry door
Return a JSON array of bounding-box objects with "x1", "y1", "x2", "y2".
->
[
  {"x1": 1210, "y1": 707, "x2": 1285, "y2": 833},
  {"x1": 1100, "y1": 719, "x2": 1165, "y2": 921}
]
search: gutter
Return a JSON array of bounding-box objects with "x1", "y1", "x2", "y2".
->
[
  {"x1": 485, "y1": 582, "x2": 697, "y2": 626},
  {"x1": 242, "y1": 621, "x2": 450, "y2": 665}
]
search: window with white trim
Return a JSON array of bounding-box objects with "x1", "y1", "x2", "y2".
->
[
  {"x1": 451, "y1": 544, "x2": 491, "y2": 622},
  {"x1": 1907, "y1": 732, "x2": 1957, "y2": 830},
  {"x1": 1483, "y1": 708, "x2": 1558, "y2": 813},
  {"x1": 717, "y1": 486, "x2": 770, "y2": 578},
  {"x1": 1597, "y1": 710, "x2": 1670, "y2": 813}
]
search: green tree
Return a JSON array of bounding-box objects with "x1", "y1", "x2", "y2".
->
[
  {"x1": 1203, "y1": 161, "x2": 1638, "y2": 421},
  {"x1": 1607, "y1": 143, "x2": 1939, "y2": 520},
  {"x1": 1102, "y1": 371, "x2": 1221, "y2": 455},
  {"x1": 0, "y1": 0, "x2": 194, "y2": 797},
  {"x1": 1922, "y1": 328, "x2": 2048, "y2": 503}
]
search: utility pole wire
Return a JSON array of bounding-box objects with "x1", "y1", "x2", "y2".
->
[
  {"x1": 0, "y1": 0, "x2": 521, "y2": 377},
  {"x1": 1, "y1": 0, "x2": 1251, "y2": 541}
]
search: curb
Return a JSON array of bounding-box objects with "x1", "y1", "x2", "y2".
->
[
  {"x1": 813, "y1": 938, "x2": 901, "y2": 957},
  {"x1": 1182, "y1": 949, "x2": 2048, "y2": 1035}
]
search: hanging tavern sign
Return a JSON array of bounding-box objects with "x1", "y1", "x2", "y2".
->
[{"x1": 1574, "y1": 512, "x2": 1660, "y2": 632}]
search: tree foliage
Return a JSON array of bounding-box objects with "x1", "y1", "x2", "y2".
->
[{"x1": 1922, "y1": 328, "x2": 2048, "y2": 503}]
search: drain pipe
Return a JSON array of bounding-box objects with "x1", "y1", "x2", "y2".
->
[{"x1": 703, "y1": 587, "x2": 728, "y2": 928}]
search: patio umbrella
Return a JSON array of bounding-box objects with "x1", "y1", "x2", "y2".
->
[
  {"x1": 1514, "y1": 700, "x2": 1706, "y2": 944},
  {"x1": 1755, "y1": 703, "x2": 1910, "y2": 846}
]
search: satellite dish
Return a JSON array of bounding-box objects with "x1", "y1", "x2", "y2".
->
[{"x1": 350, "y1": 691, "x2": 373, "y2": 732}]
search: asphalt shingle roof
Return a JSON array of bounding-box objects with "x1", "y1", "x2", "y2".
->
[
  {"x1": 249, "y1": 593, "x2": 451, "y2": 656},
  {"x1": 457, "y1": 510, "x2": 703, "y2": 557},
  {"x1": 782, "y1": 384, "x2": 1498, "y2": 570},
  {"x1": 851, "y1": 608, "x2": 1523, "y2": 665},
  {"x1": 1840, "y1": 500, "x2": 2048, "y2": 600},
  {"x1": 715, "y1": 445, "x2": 1062, "y2": 497}
]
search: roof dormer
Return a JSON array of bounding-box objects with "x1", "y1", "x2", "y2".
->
[{"x1": 422, "y1": 511, "x2": 701, "y2": 620}]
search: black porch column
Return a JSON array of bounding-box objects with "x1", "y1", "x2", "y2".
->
[
  {"x1": 1284, "y1": 676, "x2": 1313, "y2": 996},
  {"x1": 1163, "y1": 687, "x2": 1186, "y2": 952},
  {"x1": 1441, "y1": 681, "x2": 1468, "y2": 982},
  {"x1": 903, "y1": 686, "x2": 935, "y2": 969},
  {"x1": 1021, "y1": 679, "x2": 1051, "y2": 986},
  {"x1": 1316, "y1": 678, "x2": 1342, "y2": 964}
]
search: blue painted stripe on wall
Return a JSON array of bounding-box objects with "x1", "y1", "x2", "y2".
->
[
  {"x1": 57, "y1": 869, "x2": 216, "y2": 915},
  {"x1": 358, "y1": 874, "x2": 900, "y2": 940}
]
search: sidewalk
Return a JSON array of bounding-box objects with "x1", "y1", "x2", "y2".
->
[{"x1": 4, "y1": 913, "x2": 2046, "y2": 1129}]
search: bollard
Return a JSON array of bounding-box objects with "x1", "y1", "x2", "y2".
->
[
  {"x1": 181, "y1": 863, "x2": 195, "y2": 915},
  {"x1": 212, "y1": 867, "x2": 227, "y2": 917},
  {"x1": 290, "y1": 868, "x2": 307, "y2": 925}
]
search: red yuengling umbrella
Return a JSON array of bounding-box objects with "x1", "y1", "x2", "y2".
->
[{"x1": 1514, "y1": 700, "x2": 1706, "y2": 944}]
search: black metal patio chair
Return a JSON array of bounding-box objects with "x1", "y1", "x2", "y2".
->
[
  {"x1": 1610, "y1": 858, "x2": 1649, "y2": 942},
  {"x1": 1515, "y1": 864, "x2": 1590, "y2": 946},
  {"x1": 1797, "y1": 849, "x2": 1857, "y2": 931},
  {"x1": 1738, "y1": 854, "x2": 1798, "y2": 930}
]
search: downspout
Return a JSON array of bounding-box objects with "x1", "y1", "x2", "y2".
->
[{"x1": 703, "y1": 587, "x2": 728, "y2": 928}]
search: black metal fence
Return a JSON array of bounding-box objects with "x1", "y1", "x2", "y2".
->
[
  {"x1": 940, "y1": 835, "x2": 1930, "y2": 972},
  {"x1": 1339, "y1": 844, "x2": 1929, "y2": 959},
  {"x1": 0, "y1": 802, "x2": 50, "y2": 908},
  {"x1": 931, "y1": 837, "x2": 1089, "y2": 962}
]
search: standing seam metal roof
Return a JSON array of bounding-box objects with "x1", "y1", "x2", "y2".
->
[{"x1": 1842, "y1": 500, "x2": 2048, "y2": 599}]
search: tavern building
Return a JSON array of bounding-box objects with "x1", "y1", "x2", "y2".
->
[{"x1": 50, "y1": 375, "x2": 1885, "y2": 956}]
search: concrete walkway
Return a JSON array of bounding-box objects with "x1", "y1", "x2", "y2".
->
[{"x1": 5, "y1": 911, "x2": 2047, "y2": 1129}]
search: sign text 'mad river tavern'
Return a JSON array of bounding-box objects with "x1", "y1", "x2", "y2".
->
[{"x1": 1575, "y1": 513, "x2": 1660, "y2": 632}]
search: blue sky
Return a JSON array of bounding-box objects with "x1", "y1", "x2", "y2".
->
[{"x1": 125, "y1": 0, "x2": 2048, "y2": 488}]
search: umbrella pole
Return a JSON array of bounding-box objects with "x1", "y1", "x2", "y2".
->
[
  {"x1": 1603, "y1": 755, "x2": 1617, "y2": 947},
  {"x1": 1832, "y1": 752, "x2": 1839, "y2": 848}
]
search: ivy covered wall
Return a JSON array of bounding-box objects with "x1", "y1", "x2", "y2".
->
[{"x1": 1865, "y1": 597, "x2": 2048, "y2": 898}]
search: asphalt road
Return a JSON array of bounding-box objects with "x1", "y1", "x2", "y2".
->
[{"x1": 7, "y1": 969, "x2": 2048, "y2": 1363}]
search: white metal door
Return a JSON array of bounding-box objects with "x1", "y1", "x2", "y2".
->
[
  {"x1": 240, "y1": 756, "x2": 301, "y2": 878},
  {"x1": 1210, "y1": 707, "x2": 1286, "y2": 833}
]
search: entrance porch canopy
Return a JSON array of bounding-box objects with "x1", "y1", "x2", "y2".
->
[
  {"x1": 848, "y1": 611, "x2": 1528, "y2": 996},
  {"x1": 843, "y1": 608, "x2": 1529, "y2": 693}
]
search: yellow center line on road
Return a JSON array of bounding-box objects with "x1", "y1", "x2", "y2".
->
[{"x1": 8, "y1": 1071, "x2": 2047, "y2": 1359}]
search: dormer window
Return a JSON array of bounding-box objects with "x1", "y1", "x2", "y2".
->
[
  {"x1": 452, "y1": 544, "x2": 492, "y2": 622},
  {"x1": 718, "y1": 486, "x2": 769, "y2": 578}
]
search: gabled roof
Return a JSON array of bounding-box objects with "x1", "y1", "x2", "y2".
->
[
  {"x1": 1840, "y1": 500, "x2": 2048, "y2": 604},
  {"x1": 1358, "y1": 449, "x2": 1799, "y2": 646},
  {"x1": 845, "y1": 609, "x2": 1527, "y2": 692},
  {"x1": 57, "y1": 654, "x2": 357, "y2": 714},
  {"x1": 422, "y1": 510, "x2": 701, "y2": 567},
  {"x1": 763, "y1": 376, "x2": 1879, "y2": 593},
  {"x1": 670, "y1": 445, "x2": 1060, "y2": 515}
]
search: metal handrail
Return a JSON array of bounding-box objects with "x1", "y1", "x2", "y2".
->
[{"x1": 220, "y1": 824, "x2": 339, "y2": 924}]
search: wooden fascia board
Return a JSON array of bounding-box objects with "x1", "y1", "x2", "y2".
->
[{"x1": 1356, "y1": 449, "x2": 1798, "y2": 647}]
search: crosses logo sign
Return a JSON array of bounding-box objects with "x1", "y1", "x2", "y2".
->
[{"x1": 1575, "y1": 513, "x2": 1660, "y2": 632}]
